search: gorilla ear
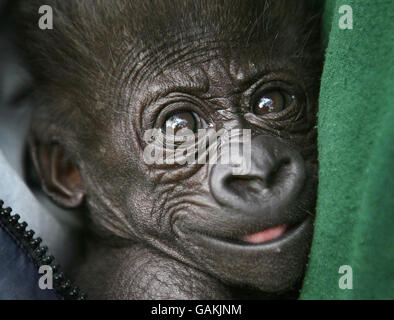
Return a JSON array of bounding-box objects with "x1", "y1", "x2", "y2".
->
[{"x1": 30, "y1": 139, "x2": 85, "y2": 208}]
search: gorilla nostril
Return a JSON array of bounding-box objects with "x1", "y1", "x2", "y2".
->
[
  {"x1": 224, "y1": 157, "x2": 292, "y2": 197},
  {"x1": 225, "y1": 175, "x2": 265, "y2": 199},
  {"x1": 209, "y1": 135, "x2": 306, "y2": 212},
  {"x1": 266, "y1": 157, "x2": 291, "y2": 188}
]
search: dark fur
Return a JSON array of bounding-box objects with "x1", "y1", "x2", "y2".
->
[
  {"x1": 18, "y1": 0, "x2": 321, "y2": 133},
  {"x1": 16, "y1": 0, "x2": 323, "y2": 299}
]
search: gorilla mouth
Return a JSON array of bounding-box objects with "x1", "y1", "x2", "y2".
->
[
  {"x1": 194, "y1": 220, "x2": 306, "y2": 247},
  {"x1": 241, "y1": 225, "x2": 287, "y2": 244}
]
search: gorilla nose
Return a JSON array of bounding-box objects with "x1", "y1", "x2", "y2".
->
[{"x1": 209, "y1": 135, "x2": 306, "y2": 216}]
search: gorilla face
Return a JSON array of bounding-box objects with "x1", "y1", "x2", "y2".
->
[
  {"x1": 22, "y1": 0, "x2": 322, "y2": 298},
  {"x1": 139, "y1": 59, "x2": 317, "y2": 292}
]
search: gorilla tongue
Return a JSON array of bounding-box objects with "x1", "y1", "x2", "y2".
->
[{"x1": 242, "y1": 225, "x2": 287, "y2": 244}]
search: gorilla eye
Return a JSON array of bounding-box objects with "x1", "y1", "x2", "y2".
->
[
  {"x1": 162, "y1": 111, "x2": 207, "y2": 135},
  {"x1": 252, "y1": 90, "x2": 290, "y2": 116}
]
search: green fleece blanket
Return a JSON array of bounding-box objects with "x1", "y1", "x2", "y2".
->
[{"x1": 300, "y1": 0, "x2": 394, "y2": 299}]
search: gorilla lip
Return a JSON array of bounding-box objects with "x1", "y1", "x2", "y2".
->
[
  {"x1": 189, "y1": 218, "x2": 311, "y2": 250},
  {"x1": 242, "y1": 225, "x2": 287, "y2": 244}
]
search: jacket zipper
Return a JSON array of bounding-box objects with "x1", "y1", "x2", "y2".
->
[{"x1": 0, "y1": 199, "x2": 87, "y2": 300}]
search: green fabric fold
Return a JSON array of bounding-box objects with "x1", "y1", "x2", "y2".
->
[{"x1": 300, "y1": 0, "x2": 394, "y2": 299}]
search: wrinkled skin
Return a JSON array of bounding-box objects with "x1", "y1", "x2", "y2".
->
[{"x1": 19, "y1": 0, "x2": 322, "y2": 299}]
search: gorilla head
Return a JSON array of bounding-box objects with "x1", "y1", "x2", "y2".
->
[{"x1": 18, "y1": 0, "x2": 322, "y2": 299}]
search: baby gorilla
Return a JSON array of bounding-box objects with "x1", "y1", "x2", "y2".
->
[{"x1": 18, "y1": 0, "x2": 322, "y2": 299}]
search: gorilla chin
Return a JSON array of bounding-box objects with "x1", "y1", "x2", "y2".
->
[{"x1": 176, "y1": 216, "x2": 314, "y2": 293}]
